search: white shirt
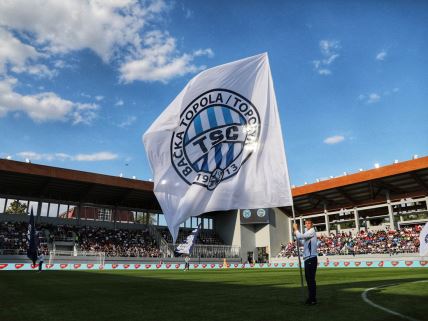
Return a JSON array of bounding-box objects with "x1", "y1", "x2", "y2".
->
[{"x1": 296, "y1": 227, "x2": 318, "y2": 260}]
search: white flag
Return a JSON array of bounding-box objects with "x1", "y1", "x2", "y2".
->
[
  {"x1": 420, "y1": 223, "x2": 428, "y2": 256},
  {"x1": 175, "y1": 224, "x2": 201, "y2": 255},
  {"x1": 143, "y1": 53, "x2": 293, "y2": 242}
]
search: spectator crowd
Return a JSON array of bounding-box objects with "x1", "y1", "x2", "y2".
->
[
  {"x1": 277, "y1": 226, "x2": 422, "y2": 258},
  {"x1": 1, "y1": 221, "x2": 423, "y2": 258},
  {"x1": 0, "y1": 222, "x2": 160, "y2": 257}
]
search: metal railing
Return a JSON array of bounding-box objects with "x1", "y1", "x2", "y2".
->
[
  {"x1": 147, "y1": 224, "x2": 175, "y2": 257},
  {"x1": 0, "y1": 249, "x2": 27, "y2": 255},
  {"x1": 48, "y1": 250, "x2": 105, "y2": 265},
  {"x1": 168, "y1": 243, "x2": 240, "y2": 258}
]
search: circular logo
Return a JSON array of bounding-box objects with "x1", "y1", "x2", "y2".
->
[
  {"x1": 171, "y1": 89, "x2": 261, "y2": 190},
  {"x1": 256, "y1": 208, "x2": 266, "y2": 217},
  {"x1": 242, "y1": 209, "x2": 251, "y2": 218}
]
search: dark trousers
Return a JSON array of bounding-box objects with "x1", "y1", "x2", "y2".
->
[
  {"x1": 304, "y1": 256, "x2": 317, "y2": 302},
  {"x1": 38, "y1": 261, "x2": 43, "y2": 271}
]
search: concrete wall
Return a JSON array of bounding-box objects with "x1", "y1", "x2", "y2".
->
[
  {"x1": 268, "y1": 209, "x2": 291, "y2": 258},
  {"x1": 240, "y1": 224, "x2": 256, "y2": 262},
  {"x1": 254, "y1": 224, "x2": 270, "y2": 259},
  {"x1": 214, "y1": 210, "x2": 240, "y2": 246}
]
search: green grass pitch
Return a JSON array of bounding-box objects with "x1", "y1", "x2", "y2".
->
[{"x1": 0, "y1": 268, "x2": 427, "y2": 321}]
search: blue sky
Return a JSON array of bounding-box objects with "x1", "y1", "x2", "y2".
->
[{"x1": 0, "y1": 0, "x2": 427, "y2": 186}]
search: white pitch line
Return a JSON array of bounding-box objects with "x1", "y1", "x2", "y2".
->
[{"x1": 361, "y1": 280, "x2": 428, "y2": 321}]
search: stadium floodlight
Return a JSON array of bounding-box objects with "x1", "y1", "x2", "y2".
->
[
  {"x1": 132, "y1": 176, "x2": 136, "y2": 179},
  {"x1": 359, "y1": 168, "x2": 363, "y2": 172},
  {"x1": 329, "y1": 175, "x2": 334, "y2": 179},
  {"x1": 119, "y1": 173, "x2": 123, "y2": 177},
  {"x1": 6, "y1": 155, "x2": 12, "y2": 160},
  {"x1": 304, "y1": 182, "x2": 308, "y2": 185},
  {"x1": 374, "y1": 163, "x2": 380, "y2": 169},
  {"x1": 343, "y1": 172, "x2": 347, "y2": 176},
  {"x1": 394, "y1": 160, "x2": 399, "y2": 164},
  {"x1": 412, "y1": 154, "x2": 418, "y2": 160},
  {"x1": 316, "y1": 179, "x2": 320, "y2": 182}
]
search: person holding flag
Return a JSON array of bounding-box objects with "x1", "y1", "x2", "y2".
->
[
  {"x1": 294, "y1": 219, "x2": 318, "y2": 305},
  {"x1": 37, "y1": 252, "x2": 44, "y2": 272},
  {"x1": 27, "y1": 208, "x2": 38, "y2": 267},
  {"x1": 184, "y1": 255, "x2": 190, "y2": 271}
]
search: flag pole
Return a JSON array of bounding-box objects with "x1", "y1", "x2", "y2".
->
[{"x1": 291, "y1": 204, "x2": 305, "y2": 302}]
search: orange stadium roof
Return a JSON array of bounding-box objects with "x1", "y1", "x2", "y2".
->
[
  {"x1": 0, "y1": 156, "x2": 427, "y2": 215},
  {"x1": 286, "y1": 156, "x2": 428, "y2": 216}
]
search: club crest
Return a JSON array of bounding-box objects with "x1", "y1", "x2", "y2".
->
[{"x1": 171, "y1": 89, "x2": 261, "y2": 190}]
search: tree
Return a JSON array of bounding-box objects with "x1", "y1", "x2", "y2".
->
[
  {"x1": 5, "y1": 200, "x2": 27, "y2": 214},
  {"x1": 135, "y1": 212, "x2": 156, "y2": 225}
]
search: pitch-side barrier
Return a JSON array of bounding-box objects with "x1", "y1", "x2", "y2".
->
[{"x1": 0, "y1": 259, "x2": 427, "y2": 270}]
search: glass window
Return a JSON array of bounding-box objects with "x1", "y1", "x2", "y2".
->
[
  {"x1": 58, "y1": 204, "x2": 68, "y2": 218},
  {"x1": 40, "y1": 202, "x2": 49, "y2": 217},
  {"x1": 135, "y1": 211, "x2": 144, "y2": 223},
  {"x1": 0, "y1": 198, "x2": 6, "y2": 213},
  {"x1": 49, "y1": 203, "x2": 59, "y2": 217},
  {"x1": 98, "y1": 208, "x2": 112, "y2": 221},
  {"x1": 28, "y1": 201, "x2": 39, "y2": 215},
  {"x1": 185, "y1": 218, "x2": 191, "y2": 228},
  {"x1": 67, "y1": 205, "x2": 77, "y2": 219},
  {"x1": 158, "y1": 214, "x2": 167, "y2": 226},
  {"x1": 4, "y1": 199, "x2": 28, "y2": 214}
]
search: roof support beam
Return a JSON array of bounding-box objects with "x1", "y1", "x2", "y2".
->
[
  {"x1": 116, "y1": 188, "x2": 134, "y2": 206},
  {"x1": 373, "y1": 180, "x2": 403, "y2": 195},
  {"x1": 411, "y1": 173, "x2": 428, "y2": 191},
  {"x1": 310, "y1": 193, "x2": 340, "y2": 208},
  {"x1": 79, "y1": 183, "x2": 96, "y2": 203},
  {"x1": 335, "y1": 187, "x2": 355, "y2": 204}
]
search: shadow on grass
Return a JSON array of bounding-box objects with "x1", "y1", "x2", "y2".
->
[{"x1": 0, "y1": 269, "x2": 426, "y2": 321}]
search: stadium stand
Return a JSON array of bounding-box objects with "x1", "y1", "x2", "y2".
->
[
  {"x1": 277, "y1": 225, "x2": 422, "y2": 258},
  {"x1": 0, "y1": 157, "x2": 427, "y2": 263},
  {"x1": 0, "y1": 222, "x2": 160, "y2": 257}
]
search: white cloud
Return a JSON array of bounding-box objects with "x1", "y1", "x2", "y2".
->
[
  {"x1": 323, "y1": 135, "x2": 345, "y2": 144},
  {"x1": 359, "y1": 88, "x2": 399, "y2": 104},
  {"x1": 317, "y1": 69, "x2": 331, "y2": 75},
  {"x1": 11, "y1": 63, "x2": 57, "y2": 79},
  {"x1": 118, "y1": 115, "x2": 137, "y2": 128},
  {"x1": 0, "y1": 28, "x2": 41, "y2": 74},
  {"x1": 0, "y1": 0, "x2": 213, "y2": 124},
  {"x1": 312, "y1": 40, "x2": 340, "y2": 76},
  {"x1": 74, "y1": 152, "x2": 118, "y2": 161},
  {"x1": 376, "y1": 50, "x2": 387, "y2": 61},
  {"x1": 115, "y1": 99, "x2": 124, "y2": 106},
  {"x1": 16, "y1": 151, "x2": 118, "y2": 162},
  {"x1": 0, "y1": 77, "x2": 98, "y2": 123},
  {"x1": 367, "y1": 93, "x2": 381, "y2": 104},
  {"x1": 0, "y1": 0, "x2": 163, "y2": 62},
  {"x1": 120, "y1": 31, "x2": 213, "y2": 83},
  {"x1": 0, "y1": 0, "x2": 211, "y2": 83}
]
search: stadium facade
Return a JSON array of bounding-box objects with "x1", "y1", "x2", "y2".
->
[{"x1": 0, "y1": 156, "x2": 427, "y2": 262}]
